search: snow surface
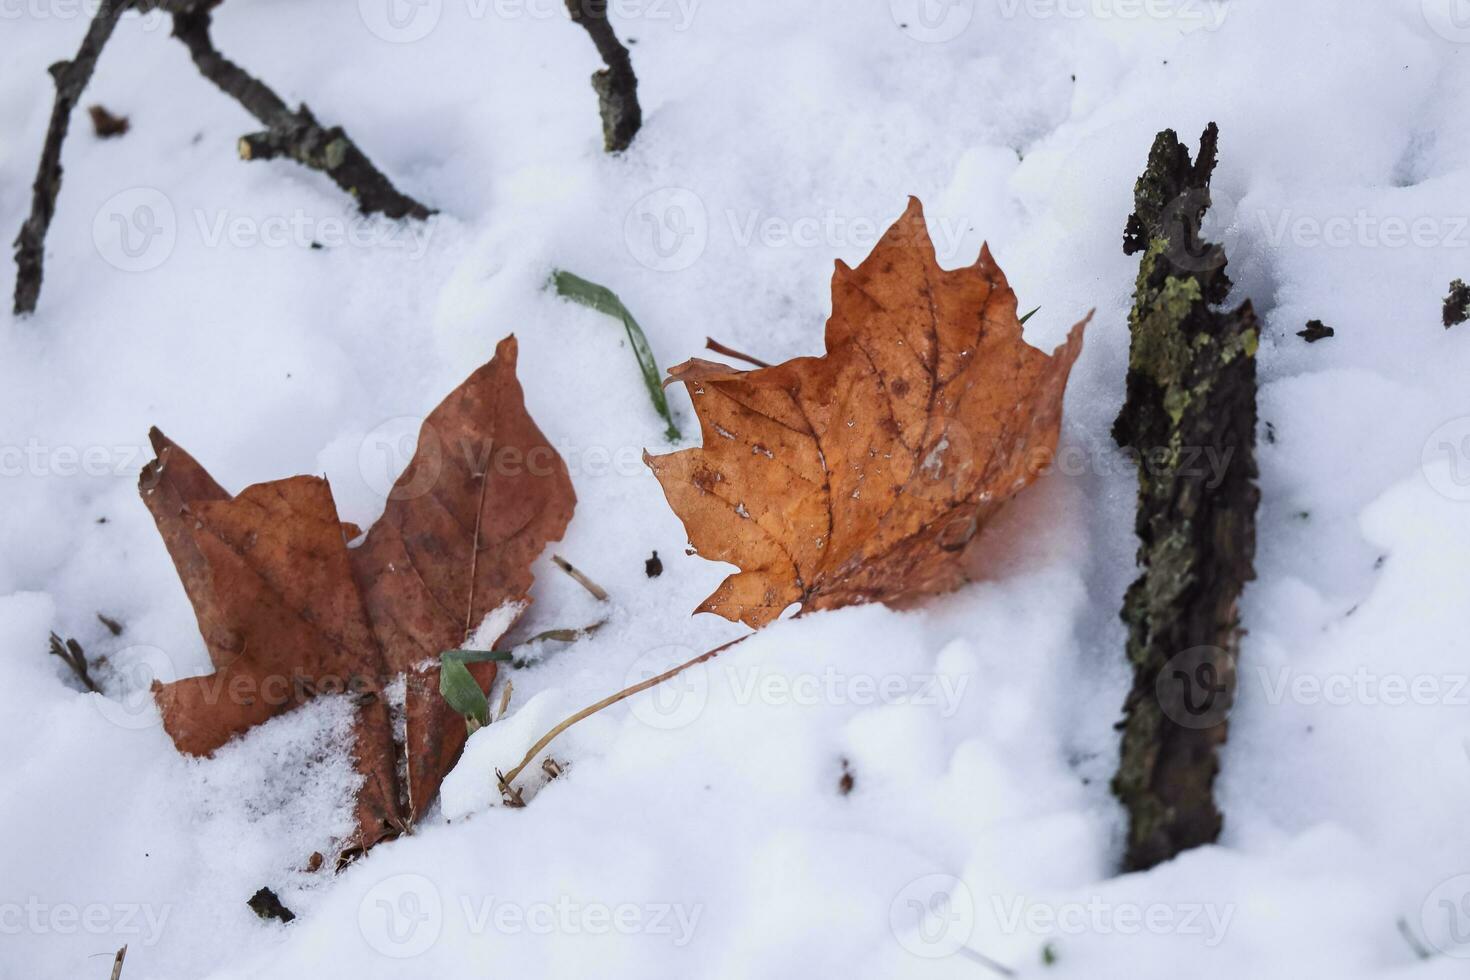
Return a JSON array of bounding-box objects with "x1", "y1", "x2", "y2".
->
[{"x1": 3, "y1": 0, "x2": 1470, "y2": 976}]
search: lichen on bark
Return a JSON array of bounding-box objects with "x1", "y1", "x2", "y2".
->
[{"x1": 1111, "y1": 123, "x2": 1260, "y2": 871}]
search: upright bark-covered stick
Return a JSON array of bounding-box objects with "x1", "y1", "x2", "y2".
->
[
  {"x1": 1111, "y1": 123, "x2": 1260, "y2": 871},
  {"x1": 565, "y1": 0, "x2": 642, "y2": 152}
]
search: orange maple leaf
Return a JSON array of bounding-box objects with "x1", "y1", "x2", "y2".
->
[{"x1": 646, "y1": 198, "x2": 1088, "y2": 627}]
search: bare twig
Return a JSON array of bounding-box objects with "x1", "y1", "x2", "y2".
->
[
  {"x1": 110, "y1": 944, "x2": 127, "y2": 980},
  {"x1": 564, "y1": 0, "x2": 641, "y2": 152},
  {"x1": 1396, "y1": 916, "x2": 1434, "y2": 960},
  {"x1": 49, "y1": 632, "x2": 99, "y2": 693},
  {"x1": 495, "y1": 768, "x2": 526, "y2": 807},
  {"x1": 170, "y1": 5, "x2": 431, "y2": 219},
  {"x1": 499, "y1": 636, "x2": 742, "y2": 792},
  {"x1": 958, "y1": 947, "x2": 1015, "y2": 977},
  {"x1": 552, "y1": 554, "x2": 609, "y2": 601},
  {"x1": 705, "y1": 336, "x2": 771, "y2": 369},
  {"x1": 13, "y1": 0, "x2": 129, "y2": 315},
  {"x1": 509, "y1": 620, "x2": 605, "y2": 668}
]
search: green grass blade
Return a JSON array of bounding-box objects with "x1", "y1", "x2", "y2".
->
[
  {"x1": 442, "y1": 648, "x2": 514, "y2": 664},
  {"x1": 439, "y1": 655, "x2": 490, "y2": 727},
  {"x1": 551, "y1": 269, "x2": 680, "y2": 442}
]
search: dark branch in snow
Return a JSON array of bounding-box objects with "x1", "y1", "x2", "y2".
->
[
  {"x1": 171, "y1": 5, "x2": 432, "y2": 220},
  {"x1": 49, "y1": 632, "x2": 100, "y2": 693},
  {"x1": 1111, "y1": 123, "x2": 1260, "y2": 872},
  {"x1": 12, "y1": 0, "x2": 128, "y2": 316},
  {"x1": 565, "y1": 0, "x2": 642, "y2": 153}
]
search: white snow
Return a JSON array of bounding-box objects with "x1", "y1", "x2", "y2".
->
[{"x1": 3, "y1": 0, "x2": 1470, "y2": 977}]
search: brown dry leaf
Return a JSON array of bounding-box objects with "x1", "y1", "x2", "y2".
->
[
  {"x1": 350, "y1": 336, "x2": 576, "y2": 822},
  {"x1": 646, "y1": 198, "x2": 1088, "y2": 628},
  {"x1": 140, "y1": 335, "x2": 574, "y2": 856}
]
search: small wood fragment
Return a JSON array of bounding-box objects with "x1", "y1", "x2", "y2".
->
[
  {"x1": 1443, "y1": 278, "x2": 1470, "y2": 328},
  {"x1": 552, "y1": 555, "x2": 609, "y2": 602},
  {"x1": 1297, "y1": 319, "x2": 1333, "y2": 343},
  {"x1": 87, "y1": 104, "x2": 129, "y2": 138},
  {"x1": 246, "y1": 887, "x2": 295, "y2": 924}
]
